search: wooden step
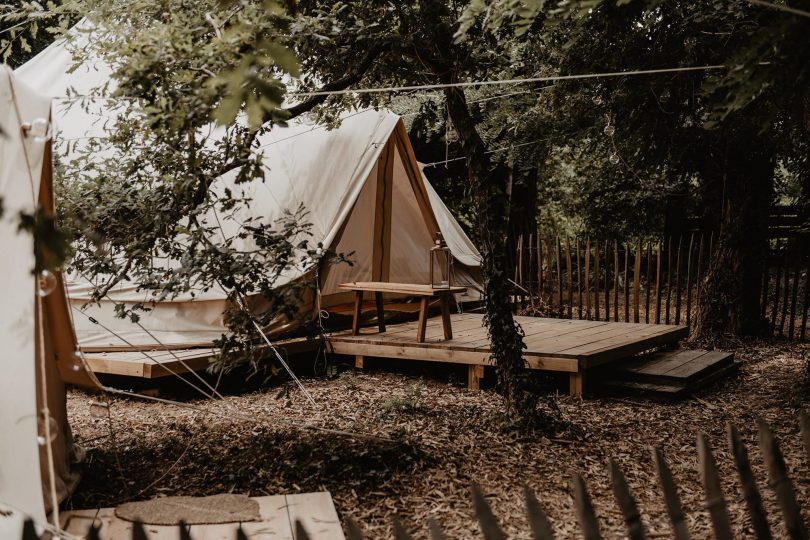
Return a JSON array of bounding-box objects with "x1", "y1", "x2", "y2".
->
[
  {"x1": 601, "y1": 360, "x2": 741, "y2": 398},
  {"x1": 611, "y1": 349, "x2": 734, "y2": 387}
]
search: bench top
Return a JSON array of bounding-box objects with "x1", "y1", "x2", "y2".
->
[{"x1": 339, "y1": 281, "x2": 467, "y2": 296}]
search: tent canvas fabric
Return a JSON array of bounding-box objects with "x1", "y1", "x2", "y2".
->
[
  {"x1": 16, "y1": 33, "x2": 483, "y2": 353},
  {"x1": 0, "y1": 65, "x2": 97, "y2": 537}
]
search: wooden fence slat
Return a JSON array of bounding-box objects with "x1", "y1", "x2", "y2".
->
[
  {"x1": 515, "y1": 234, "x2": 523, "y2": 285},
  {"x1": 605, "y1": 240, "x2": 611, "y2": 322},
  {"x1": 652, "y1": 447, "x2": 691, "y2": 540},
  {"x1": 556, "y1": 237, "x2": 563, "y2": 311},
  {"x1": 697, "y1": 433, "x2": 733, "y2": 540},
  {"x1": 762, "y1": 243, "x2": 772, "y2": 323},
  {"x1": 577, "y1": 237, "x2": 583, "y2": 320},
  {"x1": 728, "y1": 424, "x2": 772, "y2": 540},
  {"x1": 132, "y1": 521, "x2": 148, "y2": 540},
  {"x1": 696, "y1": 234, "x2": 705, "y2": 310},
  {"x1": 772, "y1": 238, "x2": 784, "y2": 331},
  {"x1": 566, "y1": 237, "x2": 573, "y2": 319},
  {"x1": 686, "y1": 233, "x2": 694, "y2": 328},
  {"x1": 802, "y1": 246, "x2": 810, "y2": 341},
  {"x1": 788, "y1": 240, "x2": 802, "y2": 340},
  {"x1": 523, "y1": 485, "x2": 556, "y2": 540},
  {"x1": 645, "y1": 242, "x2": 652, "y2": 324},
  {"x1": 675, "y1": 237, "x2": 683, "y2": 326},
  {"x1": 655, "y1": 243, "x2": 662, "y2": 325},
  {"x1": 572, "y1": 473, "x2": 603, "y2": 540},
  {"x1": 666, "y1": 237, "x2": 672, "y2": 325},
  {"x1": 585, "y1": 238, "x2": 592, "y2": 320},
  {"x1": 623, "y1": 244, "x2": 630, "y2": 323},
  {"x1": 614, "y1": 240, "x2": 620, "y2": 322},
  {"x1": 608, "y1": 458, "x2": 646, "y2": 540},
  {"x1": 595, "y1": 240, "x2": 601, "y2": 321},
  {"x1": 757, "y1": 417, "x2": 809, "y2": 540},
  {"x1": 528, "y1": 233, "x2": 534, "y2": 298},
  {"x1": 633, "y1": 239, "x2": 641, "y2": 324},
  {"x1": 471, "y1": 483, "x2": 508, "y2": 540},
  {"x1": 538, "y1": 235, "x2": 544, "y2": 299},
  {"x1": 780, "y1": 239, "x2": 792, "y2": 336}
]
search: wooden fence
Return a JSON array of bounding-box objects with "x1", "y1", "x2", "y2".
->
[
  {"x1": 20, "y1": 413, "x2": 810, "y2": 539},
  {"x1": 513, "y1": 233, "x2": 810, "y2": 340}
]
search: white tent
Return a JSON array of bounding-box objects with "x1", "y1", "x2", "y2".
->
[
  {"x1": 16, "y1": 34, "x2": 483, "y2": 354},
  {"x1": 0, "y1": 65, "x2": 97, "y2": 537}
]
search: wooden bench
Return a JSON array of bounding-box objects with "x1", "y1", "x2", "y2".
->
[{"x1": 338, "y1": 282, "x2": 467, "y2": 342}]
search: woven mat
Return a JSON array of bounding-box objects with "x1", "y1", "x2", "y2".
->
[{"x1": 114, "y1": 494, "x2": 260, "y2": 525}]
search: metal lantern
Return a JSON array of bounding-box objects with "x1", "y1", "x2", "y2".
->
[{"x1": 430, "y1": 232, "x2": 453, "y2": 289}]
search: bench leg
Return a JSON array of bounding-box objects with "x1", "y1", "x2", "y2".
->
[
  {"x1": 355, "y1": 355, "x2": 364, "y2": 369},
  {"x1": 440, "y1": 296, "x2": 453, "y2": 340},
  {"x1": 468, "y1": 365, "x2": 484, "y2": 390},
  {"x1": 417, "y1": 297, "x2": 429, "y2": 343},
  {"x1": 352, "y1": 291, "x2": 364, "y2": 336},
  {"x1": 569, "y1": 371, "x2": 586, "y2": 397},
  {"x1": 375, "y1": 291, "x2": 386, "y2": 333}
]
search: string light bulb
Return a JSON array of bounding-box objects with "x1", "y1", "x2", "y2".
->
[
  {"x1": 37, "y1": 269, "x2": 57, "y2": 297},
  {"x1": 592, "y1": 96, "x2": 604, "y2": 106},
  {"x1": 603, "y1": 124, "x2": 615, "y2": 137},
  {"x1": 21, "y1": 118, "x2": 52, "y2": 143},
  {"x1": 609, "y1": 153, "x2": 621, "y2": 165}
]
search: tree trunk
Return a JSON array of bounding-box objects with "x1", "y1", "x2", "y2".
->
[{"x1": 691, "y1": 128, "x2": 775, "y2": 339}]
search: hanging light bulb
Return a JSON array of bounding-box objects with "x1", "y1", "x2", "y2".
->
[
  {"x1": 37, "y1": 269, "x2": 57, "y2": 297},
  {"x1": 609, "y1": 153, "x2": 621, "y2": 165},
  {"x1": 603, "y1": 124, "x2": 615, "y2": 137},
  {"x1": 592, "y1": 95, "x2": 603, "y2": 106},
  {"x1": 30, "y1": 118, "x2": 52, "y2": 143},
  {"x1": 89, "y1": 400, "x2": 110, "y2": 418},
  {"x1": 37, "y1": 414, "x2": 58, "y2": 445}
]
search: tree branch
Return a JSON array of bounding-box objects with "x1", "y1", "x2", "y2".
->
[{"x1": 280, "y1": 42, "x2": 389, "y2": 121}]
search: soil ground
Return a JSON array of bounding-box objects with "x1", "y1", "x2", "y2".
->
[{"x1": 65, "y1": 339, "x2": 810, "y2": 539}]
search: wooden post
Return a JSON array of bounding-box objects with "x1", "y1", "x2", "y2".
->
[
  {"x1": 440, "y1": 296, "x2": 453, "y2": 340},
  {"x1": 569, "y1": 371, "x2": 586, "y2": 398},
  {"x1": 665, "y1": 237, "x2": 672, "y2": 325},
  {"x1": 467, "y1": 364, "x2": 484, "y2": 390},
  {"x1": 771, "y1": 238, "x2": 783, "y2": 331},
  {"x1": 624, "y1": 243, "x2": 630, "y2": 323},
  {"x1": 608, "y1": 458, "x2": 645, "y2": 540},
  {"x1": 685, "y1": 234, "x2": 694, "y2": 329},
  {"x1": 556, "y1": 237, "x2": 563, "y2": 312},
  {"x1": 696, "y1": 233, "x2": 705, "y2": 309},
  {"x1": 801, "y1": 244, "x2": 810, "y2": 341},
  {"x1": 538, "y1": 235, "x2": 544, "y2": 299},
  {"x1": 655, "y1": 242, "x2": 662, "y2": 325},
  {"x1": 576, "y1": 237, "x2": 583, "y2": 320},
  {"x1": 675, "y1": 236, "x2": 683, "y2": 326},
  {"x1": 779, "y1": 239, "x2": 792, "y2": 336},
  {"x1": 528, "y1": 233, "x2": 534, "y2": 298},
  {"x1": 566, "y1": 237, "x2": 573, "y2": 319},
  {"x1": 355, "y1": 355, "x2": 364, "y2": 369},
  {"x1": 585, "y1": 238, "x2": 592, "y2": 320},
  {"x1": 613, "y1": 240, "x2": 620, "y2": 322},
  {"x1": 789, "y1": 240, "x2": 802, "y2": 340},
  {"x1": 375, "y1": 291, "x2": 386, "y2": 333},
  {"x1": 604, "y1": 240, "x2": 611, "y2": 322},
  {"x1": 572, "y1": 473, "x2": 602, "y2": 540},
  {"x1": 645, "y1": 241, "x2": 652, "y2": 324},
  {"x1": 416, "y1": 297, "x2": 429, "y2": 343},
  {"x1": 594, "y1": 240, "x2": 601, "y2": 321},
  {"x1": 633, "y1": 238, "x2": 641, "y2": 324},
  {"x1": 352, "y1": 291, "x2": 364, "y2": 335}
]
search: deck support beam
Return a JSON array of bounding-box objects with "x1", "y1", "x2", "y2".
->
[
  {"x1": 468, "y1": 364, "x2": 484, "y2": 390},
  {"x1": 569, "y1": 371, "x2": 586, "y2": 397}
]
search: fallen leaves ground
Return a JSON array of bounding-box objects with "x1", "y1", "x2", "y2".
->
[{"x1": 66, "y1": 340, "x2": 810, "y2": 538}]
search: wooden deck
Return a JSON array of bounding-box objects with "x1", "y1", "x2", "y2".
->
[
  {"x1": 61, "y1": 492, "x2": 343, "y2": 539},
  {"x1": 328, "y1": 313, "x2": 688, "y2": 396}
]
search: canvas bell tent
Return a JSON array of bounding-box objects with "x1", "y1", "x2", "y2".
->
[
  {"x1": 16, "y1": 31, "x2": 483, "y2": 358},
  {"x1": 0, "y1": 65, "x2": 98, "y2": 537}
]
